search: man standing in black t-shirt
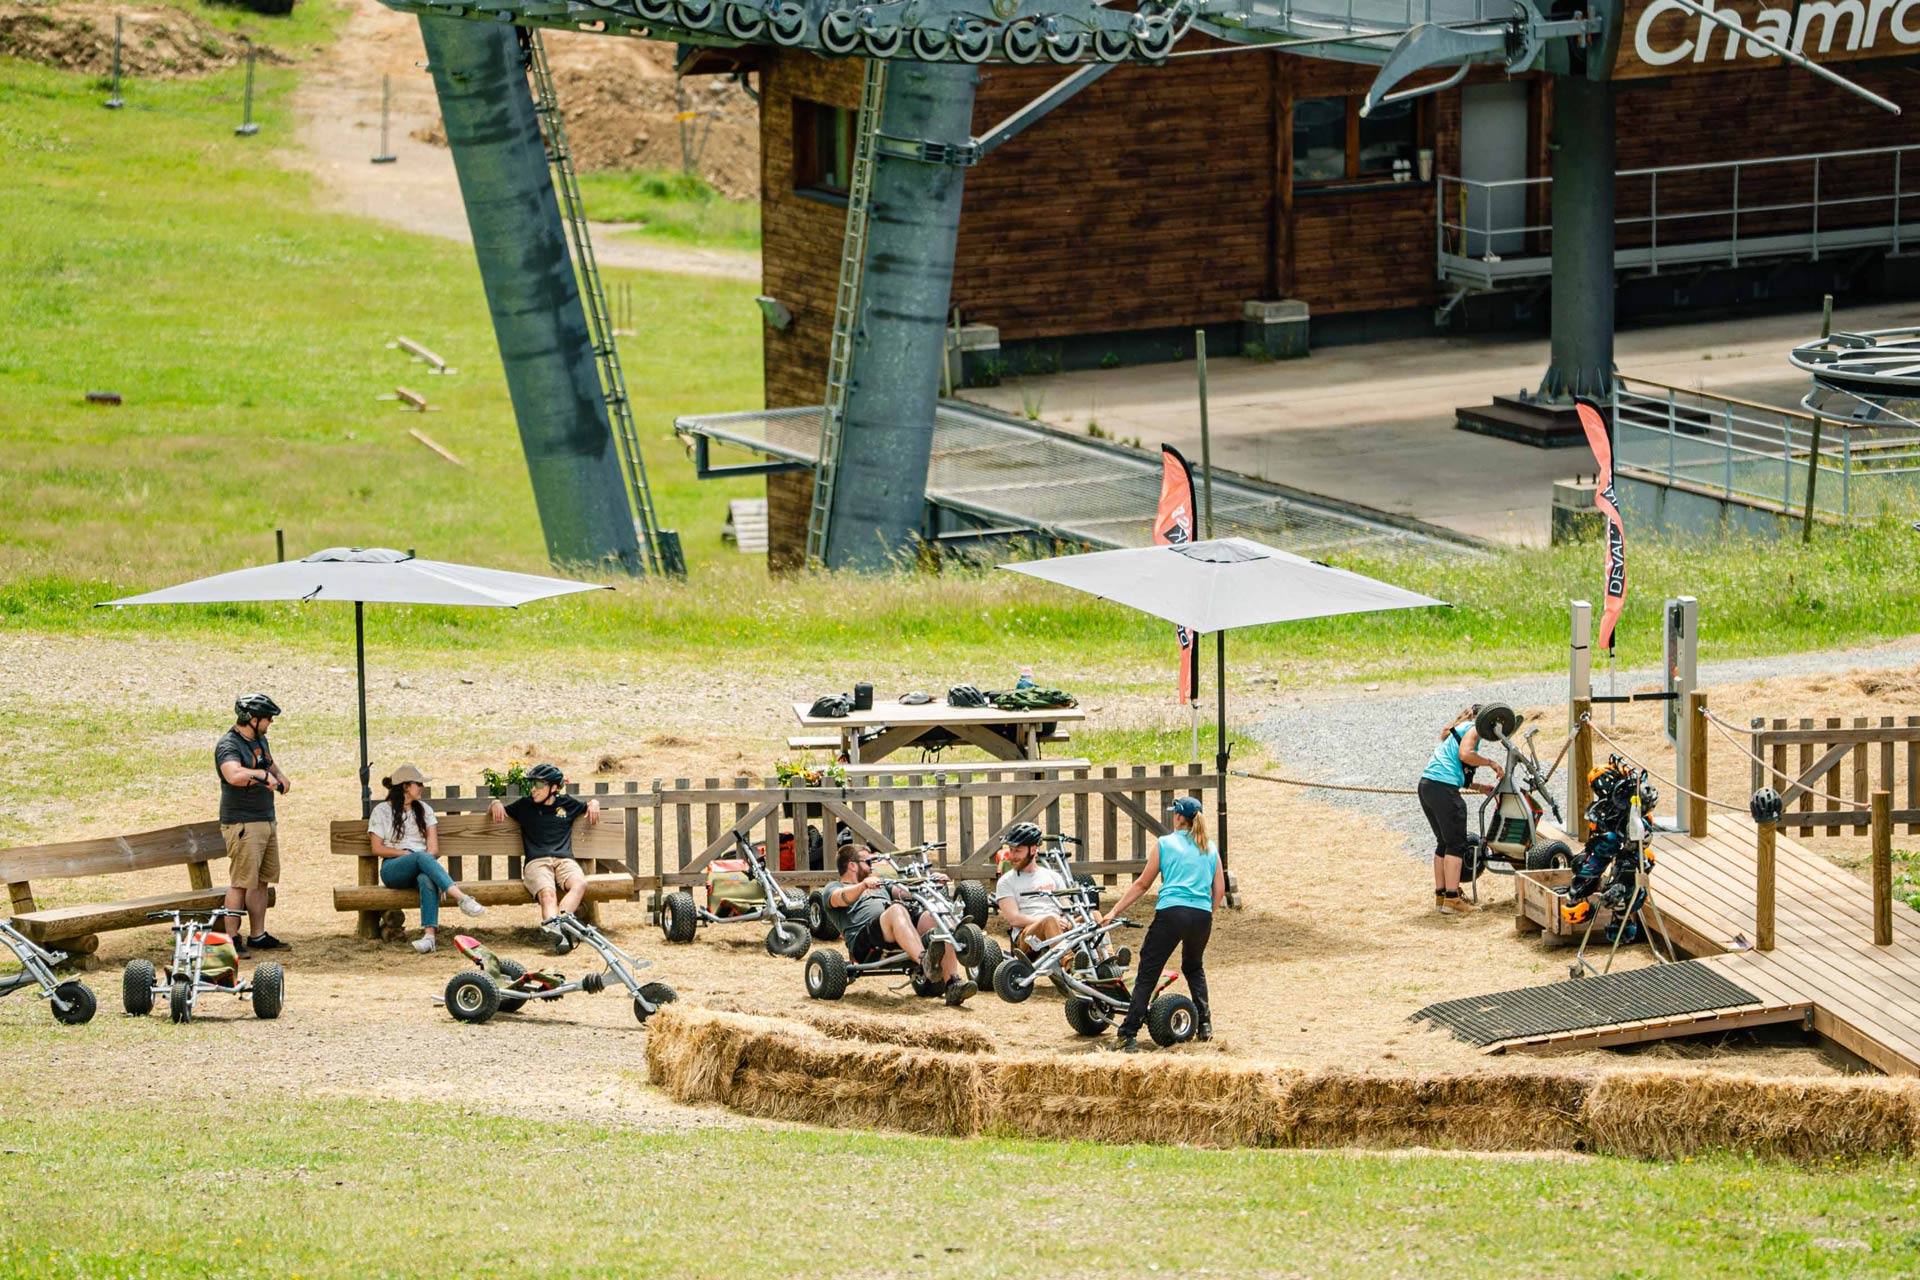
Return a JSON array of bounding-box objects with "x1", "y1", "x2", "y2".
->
[
  {"x1": 488, "y1": 762, "x2": 600, "y2": 953},
  {"x1": 215, "y1": 693, "x2": 294, "y2": 957}
]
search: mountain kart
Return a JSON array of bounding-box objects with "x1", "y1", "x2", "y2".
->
[
  {"x1": 1460, "y1": 702, "x2": 1575, "y2": 898},
  {"x1": 0, "y1": 918, "x2": 96, "y2": 1025},
  {"x1": 803, "y1": 843, "x2": 1002, "y2": 1000},
  {"x1": 659, "y1": 831, "x2": 811, "y2": 958},
  {"x1": 441, "y1": 911, "x2": 677, "y2": 1025},
  {"x1": 123, "y1": 909, "x2": 283, "y2": 1024}
]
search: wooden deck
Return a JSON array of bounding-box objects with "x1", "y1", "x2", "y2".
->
[{"x1": 1627, "y1": 815, "x2": 1920, "y2": 1075}]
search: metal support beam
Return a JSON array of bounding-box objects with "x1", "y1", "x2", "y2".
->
[
  {"x1": 690, "y1": 433, "x2": 808, "y2": 479},
  {"x1": 824, "y1": 59, "x2": 980, "y2": 571},
  {"x1": 1538, "y1": 73, "x2": 1615, "y2": 405},
  {"x1": 418, "y1": 16, "x2": 642, "y2": 574},
  {"x1": 973, "y1": 62, "x2": 1114, "y2": 160}
]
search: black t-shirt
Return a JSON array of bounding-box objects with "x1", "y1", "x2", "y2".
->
[
  {"x1": 504, "y1": 794, "x2": 586, "y2": 860},
  {"x1": 215, "y1": 728, "x2": 275, "y2": 824}
]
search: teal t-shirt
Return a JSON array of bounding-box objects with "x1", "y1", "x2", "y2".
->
[
  {"x1": 1155, "y1": 830, "x2": 1217, "y2": 912},
  {"x1": 1421, "y1": 723, "x2": 1470, "y2": 787}
]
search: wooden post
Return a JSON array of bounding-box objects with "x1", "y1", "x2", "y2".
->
[
  {"x1": 1688, "y1": 691, "x2": 1709, "y2": 838},
  {"x1": 1571, "y1": 697, "x2": 1594, "y2": 827},
  {"x1": 1872, "y1": 790, "x2": 1892, "y2": 947},
  {"x1": 1755, "y1": 819, "x2": 1776, "y2": 952}
]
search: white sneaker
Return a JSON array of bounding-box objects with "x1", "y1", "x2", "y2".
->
[
  {"x1": 458, "y1": 896, "x2": 486, "y2": 918},
  {"x1": 412, "y1": 934, "x2": 437, "y2": 954}
]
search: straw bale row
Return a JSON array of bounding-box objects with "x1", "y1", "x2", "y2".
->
[{"x1": 644, "y1": 1006, "x2": 1920, "y2": 1162}]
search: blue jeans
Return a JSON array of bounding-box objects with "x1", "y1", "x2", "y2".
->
[{"x1": 379, "y1": 850, "x2": 456, "y2": 929}]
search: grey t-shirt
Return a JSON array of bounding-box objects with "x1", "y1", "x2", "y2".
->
[
  {"x1": 994, "y1": 864, "x2": 1067, "y2": 921},
  {"x1": 822, "y1": 879, "x2": 890, "y2": 940},
  {"x1": 215, "y1": 727, "x2": 275, "y2": 825}
]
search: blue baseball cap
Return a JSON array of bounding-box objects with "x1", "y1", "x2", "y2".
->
[{"x1": 1166, "y1": 797, "x2": 1202, "y2": 819}]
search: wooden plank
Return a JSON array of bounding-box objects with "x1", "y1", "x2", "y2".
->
[
  {"x1": 1753, "y1": 725, "x2": 1920, "y2": 746},
  {"x1": 1825, "y1": 717, "x2": 1843, "y2": 829},
  {"x1": 14, "y1": 886, "x2": 275, "y2": 941},
  {"x1": 1488, "y1": 1002, "x2": 1813, "y2": 1056},
  {"x1": 408, "y1": 427, "x2": 464, "y2": 466},
  {"x1": 1873, "y1": 791, "x2": 1893, "y2": 947},
  {"x1": 328, "y1": 813, "x2": 624, "y2": 862},
  {"x1": 1798, "y1": 724, "x2": 1813, "y2": 816},
  {"x1": 1909, "y1": 716, "x2": 1919, "y2": 836},
  {"x1": 0, "y1": 822, "x2": 226, "y2": 882},
  {"x1": 1852, "y1": 719, "x2": 1869, "y2": 833},
  {"x1": 335, "y1": 873, "x2": 632, "y2": 912},
  {"x1": 1130, "y1": 765, "x2": 1148, "y2": 862},
  {"x1": 792, "y1": 700, "x2": 1085, "y2": 729}
]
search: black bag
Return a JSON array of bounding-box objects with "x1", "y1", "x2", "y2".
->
[
  {"x1": 852, "y1": 682, "x2": 874, "y2": 711},
  {"x1": 947, "y1": 684, "x2": 987, "y2": 708},
  {"x1": 809, "y1": 694, "x2": 852, "y2": 718}
]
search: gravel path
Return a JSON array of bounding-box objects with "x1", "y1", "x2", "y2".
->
[{"x1": 1247, "y1": 635, "x2": 1920, "y2": 851}]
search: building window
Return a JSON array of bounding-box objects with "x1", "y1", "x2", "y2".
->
[
  {"x1": 1293, "y1": 95, "x2": 1423, "y2": 187},
  {"x1": 793, "y1": 99, "x2": 854, "y2": 201}
]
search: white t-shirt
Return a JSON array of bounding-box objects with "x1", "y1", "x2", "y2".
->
[
  {"x1": 994, "y1": 863, "x2": 1067, "y2": 922},
  {"x1": 369, "y1": 799, "x2": 438, "y2": 853}
]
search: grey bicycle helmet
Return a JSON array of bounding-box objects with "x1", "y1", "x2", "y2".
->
[
  {"x1": 1006, "y1": 821, "x2": 1043, "y2": 847},
  {"x1": 234, "y1": 693, "x2": 282, "y2": 721},
  {"x1": 527, "y1": 762, "x2": 565, "y2": 787}
]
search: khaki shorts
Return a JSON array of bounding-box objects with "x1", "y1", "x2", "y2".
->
[
  {"x1": 222, "y1": 821, "x2": 280, "y2": 885},
  {"x1": 523, "y1": 857, "x2": 586, "y2": 898}
]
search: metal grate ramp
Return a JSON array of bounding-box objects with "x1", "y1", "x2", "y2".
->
[{"x1": 1414, "y1": 961, "x2": 1766, "y2": 1049}]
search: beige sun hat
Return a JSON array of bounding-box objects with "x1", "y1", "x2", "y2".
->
[{"x1": 385, "y1": 763, "x2": 430, "y2": 786}]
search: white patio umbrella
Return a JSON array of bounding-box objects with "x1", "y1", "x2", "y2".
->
[
  {"x1": 103, "y1": 547, "x2": 612, "y2": 814},
  {"x1": 1002, "y1": 537, "x2": 1447, "y2": 871}
]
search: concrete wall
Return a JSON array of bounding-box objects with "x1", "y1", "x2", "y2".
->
[{"x1": 1617, "y1": 471, "x2": 1796, "y2": 541}]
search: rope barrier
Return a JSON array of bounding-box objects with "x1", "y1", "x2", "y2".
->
[
  {"x1": 1230, "y1": 769, "x2": 1421, "y2": 796},
  {"x1": 1698, "y1": 706, "x2": 1817, "y2": 791},
  {"x1": 1581, "y1": 714, "x2": 1749, "y2": 813}
]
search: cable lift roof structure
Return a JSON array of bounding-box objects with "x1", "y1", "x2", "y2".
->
[{"x1": 677, "y1": 400, "x2": 1482, "y2": 559}]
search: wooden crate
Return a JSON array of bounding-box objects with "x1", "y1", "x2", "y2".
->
[{"x1": 1514, "y1": 868, "x2": 1615, "y2": 947}]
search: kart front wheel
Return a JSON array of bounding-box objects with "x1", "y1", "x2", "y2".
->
[
  {"x1": 662, "y1": 891, "x2": 699, "y2": 944},
  {"x1": 993, "y1": 952, "x2": 1036, "y2": 1003},
  {"x1": 169, "y1": 978, "x2": 193, "y2": 1024},
  {"x1": 122, "y1": 959, "x2": 155, "y2": 1017},
  {"x1": 635, "y1": 982, "x2": 677, "y2": 1024},
  {"x1": 51, "y1": 980, "x2": 96, "y2": 1025},
  {"x1": 496, "y1": 959, "x2": 529, "y2": 1014},
  {"x1": 250, "y1": 962, "x2": 284, "y2": 1020},
  {"x1": 953, "y1": 922, "x2": 987, "y2": 969},
  {"x1": 1063, "y1": 997, "x2": 1111, "y2": 1037},
  {"x1": 806, "y1": 891, "x2": 840, "y2": 941},
  {"x1": 1148, "y1": 992, "x2": 1198, "y2": 1047},
  {"x1": 445, "y1": 971, "x2": 500, "y2": 1024},
  {"x1": 766, "y1": 920, "x2": 811, "y2": 960},
  {"x1": 805, "y1": 949, "x2": 848, "y2": 1000},
  {"x1": 974, "y1": 937, "x2": 1003, "y2": 990}
]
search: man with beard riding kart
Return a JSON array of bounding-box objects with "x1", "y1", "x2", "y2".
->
[
  {"x1": 821, "y1": 843, "x2": 977, "y2": 1006},
  {"x1": 994, "y1": 822, "x2": 1070, "y2": 957}
]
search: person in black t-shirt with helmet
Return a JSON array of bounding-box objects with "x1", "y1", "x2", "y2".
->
[
  {"x1": 214, "y1": 693, "x2": 293, "y2": 957},
  {"x1": 487, "y1": 762, "x2": 600, "y2": 953}
]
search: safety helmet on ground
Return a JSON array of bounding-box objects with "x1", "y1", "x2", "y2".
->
[
  {"x1": 527, "y1": 763, "x2": 565, "y2": 787},
  {"x1": 234, "y1": 693, "x2": 282, "y2": 721},
  {"x1": 1006, "y1": 822, "x2": 1043, "y2": 848}
]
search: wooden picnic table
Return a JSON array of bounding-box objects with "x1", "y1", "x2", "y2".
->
[{"x1": 790, "y1": 698, "x2": 1086, "y2": 764}]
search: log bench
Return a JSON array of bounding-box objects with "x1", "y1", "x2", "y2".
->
[
  {"x1": 330, "y1": 811, "x2": 635, "y2": 940},
  {"x1": 2, "y1": 821, "x2": 275, "y2": 960}
]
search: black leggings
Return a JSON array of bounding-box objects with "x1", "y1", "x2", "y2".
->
[
  {"x1": 1418, "y1": 777, "x2": 1470, "y2": 860},
  {"x1": 1118, "y1": 905, "x2": 1212, "y2": 1037}
]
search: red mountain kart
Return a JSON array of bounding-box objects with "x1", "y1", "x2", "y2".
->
[
  {"x1": 803, "y1": 844, "x2": 1003, "y2": 1000},
  {"x1": 0, "y1": 918, "x2": 96, "y2": 1025},
  {"x1": 1458, "y1": 702, "x2": 1576, "y2": 898},
  {"x1": 440, "y1": 911, "x2": 677, "y2": 1025},
  {"x1": 659, "y1": 831, "x2": 812, "y2": 958},
  {"x1": 123, "y1": 909, "x2": 283, "y2": 1024}
]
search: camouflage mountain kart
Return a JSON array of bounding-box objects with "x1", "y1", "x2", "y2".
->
[
  {"x1": 659, "y1": 831, "x2": 812, "y2": 958},
  {"x1": 441, "y1": 912, "x2": 677, "y2": 1025},
  {"x1": 123, "y1": 909, "x2": 284, "y2": 1024}
]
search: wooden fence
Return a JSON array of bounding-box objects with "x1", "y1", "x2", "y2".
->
[
  {"x1": 1749, "y1": 716, "x2": 1920, "y2": 835},
  {"x1": 422, "y1": 763, "x2": 1218, "y2": 911}
]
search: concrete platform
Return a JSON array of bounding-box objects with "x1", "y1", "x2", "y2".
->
[{"x1": 959, "y1": 301, "x2": 1915, "y2": 547}]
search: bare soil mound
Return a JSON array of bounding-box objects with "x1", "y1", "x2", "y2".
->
[{"x1": 0, "y1": 0, "x2": 285, "y2": 77}]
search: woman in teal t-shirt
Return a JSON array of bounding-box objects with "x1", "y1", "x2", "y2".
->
[{"x1": 1100, "y1": 797, "x2": 1223, "y2": 1052}]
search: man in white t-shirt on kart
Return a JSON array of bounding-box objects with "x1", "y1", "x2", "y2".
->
[{"x1": 994, "y1": 823, "x2": 1071, "y2": 957}]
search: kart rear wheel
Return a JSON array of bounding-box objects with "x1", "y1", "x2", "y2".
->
[
  {"x1": 496, "y1": 959, "x2": 529, "y2": 1014},
  {"x1": 445, "y1": 970, "x2": 500, "y2": 1024},
  {"x1": 1148, "y1": 992, "x2": 1197, "y2": 1047},
  {"x1": 250, "y1": 962, "x2": 284, "y2": 1020},
  {"x1": 122, "y1": 959, "x2": 155, "y2": 1017},
  {"x1": 1063, "y1": 996, "x2": 1111, "y2": 1037},
  {"x1": 663, "y1": 891, "x2": 699, "y2": 944},
  {"x1": 51, "y1": 980, "x2": 96, "y2": 1025},
  {"x1": 1475, "y1": 702, "x2": 1518, "y2": 745},
  {"x1": 1525, "y1": 838, "x2": 1575, "y2": 872},
  {"x1": 805, "y1": 949, "x2": 848, "y2": 1000},
  {"x1": 993, "y1": 952, "x2": 1036, "y2": 1003},
  {"x1": 953, "y1": 922, "x2": 987, "y2": 969},
  {"x1": 635, "y1": 982, "x2": 677, "y2": 1024},
  {"x1": 766, "y1": 920, "x2": 811, "y2": 960},
  {"x1": 806, "y1": 890, "x2": 840, "y2": 941},
  {"x1": 169, "y1": 977, "x2": 192, "y2": 1025},
  {"x1": 974, "y1": 937, "x2": 1002, "y2": 989},
  {"x1": 953, "y1": 879, "x2": 989, "y2": 928}
]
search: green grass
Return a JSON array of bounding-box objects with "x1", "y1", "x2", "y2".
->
[
  {"x1": 0, "y1": 1091, "x2": 1915, "y2": 1278},
  {"x1": 577, "y1": 167, "x2": 760, "y2": 250}
]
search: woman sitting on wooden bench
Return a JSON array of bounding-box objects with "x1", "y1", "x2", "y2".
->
[{"x1": 370, "y1": 765, "x2": 485, "y2": 953}]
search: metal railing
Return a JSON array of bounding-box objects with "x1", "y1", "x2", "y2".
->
[
  {"x1": 1439, "y1": 144, "x2": 1920, "y2": 290},
  {"x1": 1611, "y1": 376, "x2": 1920, "y2": 522}
]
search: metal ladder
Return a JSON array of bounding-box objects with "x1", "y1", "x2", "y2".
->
[
  {"x1": 526, "y1": 30, "x2": 664, "y2": 575},
  {"x1": 804, "y1": 58, "x2": 889, "y2": 569}
]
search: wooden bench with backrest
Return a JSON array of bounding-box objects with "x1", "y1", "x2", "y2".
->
[
  {"x1": 330, "y1": 810, "x2": 635, "y2": 939},
  {"x1": 1, "y1": 822, "x2": 275, "y2": 960}
]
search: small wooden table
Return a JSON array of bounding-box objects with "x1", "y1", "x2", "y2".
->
[{"x1": 790, "y1": 699, "x2": 1086, "y2": 764}]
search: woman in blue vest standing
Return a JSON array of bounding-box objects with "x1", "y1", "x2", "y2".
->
[
  {"x1": 1100, "y1": 796, "x2": 1223, "y2": 1052},
  {"x1": 1420, "y1": 704, "x2": 1503, "y2": 917}
]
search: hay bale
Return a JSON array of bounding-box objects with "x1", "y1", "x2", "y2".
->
[
  {"x1": 1586, "y1": 1071, "x2": 1920, "y2": 1162},
  {"x1": 729, "y1": 1032, "x2": 990, "y2": 1136},
  {"x1": 645, "y1": 1004, "x2": 811, "y2": 1106},
  {"x1": 985, "y1": 1054, "x2": 1297, "y2": 1148},
  {"x1": 1281, "y1": 1071, "x2": 1589, "y2": 1152},
  {"x1": 791, "y1": 1008, "x2": 997, "y2": 1055}
]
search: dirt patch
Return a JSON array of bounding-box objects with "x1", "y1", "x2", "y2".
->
[{"x1": 0, "y1": 1, "x2": 286, "y2": 77}]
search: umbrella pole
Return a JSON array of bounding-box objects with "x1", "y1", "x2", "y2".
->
[
  {"x1": 356, "y1": 601, "x2": 371, "y2": 820},
  {"x1": 1215, "y1": 629, "x2": 1237, "y2": 906}
]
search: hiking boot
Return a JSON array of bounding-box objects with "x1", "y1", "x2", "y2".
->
[
  {"x1": 1196, "y1": 1019, "x2": 1213, "y2": 1043},
  {"x1": 921, "y1": 938, "x2": 947, "y2": 985},
  {"x1": 1438, "y1": 894, "x2": 1477, "y2": 917},
  {"x1": 1109, "y1": 1035, "x2": 1141, "y2": 1054},
  {"x1": 247, "y1": 932, "x2": 291, "y2": 951},
  {"x1": 944, "y1": 976, "x2": 977, "y2": 1007}
]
